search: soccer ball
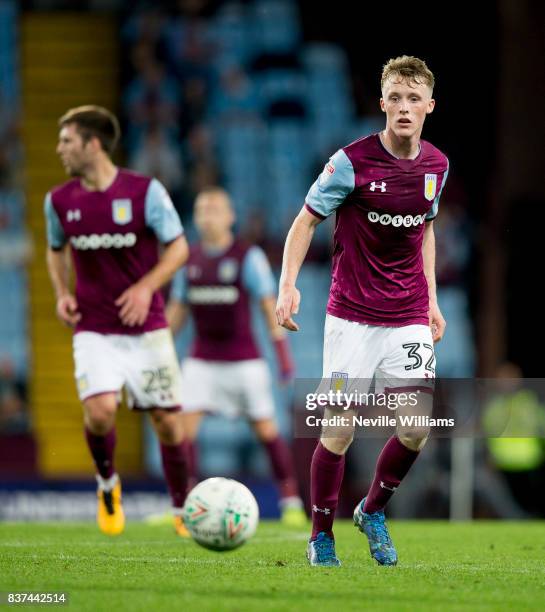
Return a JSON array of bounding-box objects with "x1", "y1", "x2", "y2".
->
[{"x1": 182, "y1": 477, "x2": 259, "y2": 551}]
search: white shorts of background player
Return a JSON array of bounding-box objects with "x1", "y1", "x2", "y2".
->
[
  {"x1": 180, "y1": 358, "x2": 275, "y2": 421},
  {"x1": 73, "y1": 328, "x2": 183, "y2": 409}
]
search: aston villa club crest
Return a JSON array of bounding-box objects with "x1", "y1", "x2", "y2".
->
[
  {"x1": 112, "y1": 199, "x2": 133, "y2": 225},
  {"x1": 330, "y1": 371, "x2": 348, "y2": 393},
  {"x1": 424, "y1": 174, "x2": 437, "y2": 201},
  {"x1": 77, "y1": 375, "x2": 89, "y2": 393},
  {"x1": 218, "y1": 258, "x2": 238, "y2": 283}
]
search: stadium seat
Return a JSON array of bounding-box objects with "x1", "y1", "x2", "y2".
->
[
  {"x1": 211, "y1": 2, "x2": 254, "y2": 65},
  {"x1": 251, "y1": 0, "x2": 301, "y2": 55}
]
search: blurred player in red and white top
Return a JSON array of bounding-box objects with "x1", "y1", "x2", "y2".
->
[
  {"x1": 44, "y1": 106, "x2": 190, "y2": 537},
  {"x1": 276, "y1": 57, "x2": 449, "y2": 566},
  {"x1": 167, "y1": 188, "x2": 306, "y2": 526}
]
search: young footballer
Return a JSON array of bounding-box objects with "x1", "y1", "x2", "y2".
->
[{"x1": 276, "y1": 56, "x2": 448, "y2": 565}]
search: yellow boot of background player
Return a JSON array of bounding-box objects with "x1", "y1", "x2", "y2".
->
[
  {"x1": 97, "y1": 475, "x2": 125, "y2": 536},
  {"x1": 280, "y1": 497, "x2": 307, "y2": 528},
  {"x1": 145, "y1": 510, "x2": 191, "y2": 538},
  {"x1": 173, "y1": 514, "x2": 190, "y2": 538}
]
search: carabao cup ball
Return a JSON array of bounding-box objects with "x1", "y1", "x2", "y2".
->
[{"x1": 182, "y1": 477, "x2": 259, "y2": 551}]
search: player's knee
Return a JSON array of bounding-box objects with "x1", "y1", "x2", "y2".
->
[
  {"x1": 320, "y1": 434, "x2": 353, "y2": 455},
  {"x1": 181, "y1": 413, "x2": 201, "y2": 441},
  {"x1": 85, "y1": 412, "x2": 115, "y2": 434},
  {"x1": 84, "y1": 397, "x2": 116, "y2": 434},
  {"x1": 319, "y1": 407, "x2": 355, "y2": 454},
  {"x1": 252, "y1": 419, "x2": 278, "y2": 442},
  {"x1": 397, "y1": 427, "x2": 429, "y2": 452},
  {"x1": 151, "y1": 409, "x2": 183, "y2": 444}
]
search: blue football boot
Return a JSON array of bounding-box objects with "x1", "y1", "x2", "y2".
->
[
  {"x1": 353, "y1": 497, "x2": 398, "y2": 566},
  {"x1": 307, "y1": 531, "x2": 341, "y2": 567}
]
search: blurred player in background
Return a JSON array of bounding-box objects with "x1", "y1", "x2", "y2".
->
[
  {"x1": 167, "y1": 187, "x2": 306, "y2": 526},
  {"x1": 44, "y1": 106, "x2": 190, "y2": 537},
  {"x1": 276, "y1": 56, "x2": 449, "y2": 565}
]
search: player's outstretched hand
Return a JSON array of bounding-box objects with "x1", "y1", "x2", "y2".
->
[
  {"x1": 429, "y1": 301, "x2": 446, "y2": 343},
  {"x1": 56, "y1": 293, "x2": 82, "y2": 327},
  {"x1": 276, "y1": 285, "x2": 300, "y2": 332},
  {"x1": 115, "y1": 282, "x2": 153, "y2": 327}
]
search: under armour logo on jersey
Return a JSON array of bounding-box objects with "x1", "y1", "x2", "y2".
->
[
  {"x1": 66, "y1": 209, "x2": 81, "y2": 222},
  {"x1": 369, "y1": 181, "x2": 387, "y2": 192},
  {"x1": 312, "y1": 504, "x2": 331, "y2": 515},
  {"x1": 379, "y1": 481, "x2": 397, "y2": 492}
]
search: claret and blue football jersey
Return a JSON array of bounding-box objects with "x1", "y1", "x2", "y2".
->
[
  {"x1": 305, "y1": 133, "x2": 449, "y2": 327},
  {"x1": 170, "y1": 239, "x2": 276, "y2": 361},
  {"x1": 44, "y1": 169, "x2": 183, "y2": 334}
]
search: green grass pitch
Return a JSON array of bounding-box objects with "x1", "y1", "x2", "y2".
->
[{"x1": 1, "y1": 521, "x2": 545, "y2": 611}]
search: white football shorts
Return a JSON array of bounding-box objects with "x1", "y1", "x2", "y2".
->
[
  {"x1": 73, "y1": 328, "x2": 183, "y2": 409},
  {"x1": 322, "y1": 314, "x2": 435, "y2": 394},
  {"x1": 179, "y1": 357, "x2": 275, "y2": 421}
]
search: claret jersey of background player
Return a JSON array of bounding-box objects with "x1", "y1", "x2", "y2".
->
[{"x1": 45, "y1": 169, "x2": 183, "y2": 334}]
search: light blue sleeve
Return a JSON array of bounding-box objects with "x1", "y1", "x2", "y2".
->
[
  {"x1": 242, "y1": 246, "x2": 276, "y2": 299},
  {"x1": 305, "y1": 149, "x2": 355, "y2": 218},
  {"x1": 44, "y1": 192, "x2": 66, "y2": 249},
  {"x1": 170, "y1": 267, "x2": 188, "y2": 303},
  {"x1": 145, "y1": 178, "x2": 184, "y2": 243},
  {"x1": 426, "y1": 161, "x2": 449, "y2": 221}
]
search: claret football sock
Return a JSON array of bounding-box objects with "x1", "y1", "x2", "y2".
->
[
  {"x1": 85, "y1": 426, "x2": 116, "y2": 479},
  {"x1": 183, "y1": 439, "x2": 199, "y2": 491},
  {"x1": 160, "y1": 441, "x2": 188, "y2": 510},
  {"x1": 363, "y1": 436, "x2": 419, "y2": 513},
  {"x1": 262, "y1": 435, "x2": 300, "y2": 500},
  {"x1": 310, "y1": 442, "x2": 345, "y2": 540}
]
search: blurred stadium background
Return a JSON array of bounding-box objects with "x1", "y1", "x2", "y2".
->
[{"x1": 1, "y1": 0, "x2": 544, "y2": 521}]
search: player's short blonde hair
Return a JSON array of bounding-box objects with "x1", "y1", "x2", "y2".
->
[
  {"x1": 59, "y1": 105, "x2": 120, "y2": 156},
  {"x1": 381, "y1": 56, "x2": 435, "y2": 92}
]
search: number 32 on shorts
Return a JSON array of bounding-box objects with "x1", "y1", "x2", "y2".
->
[{"x1": 402, "y1": 342, "x2": 436, "y2": 376}]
